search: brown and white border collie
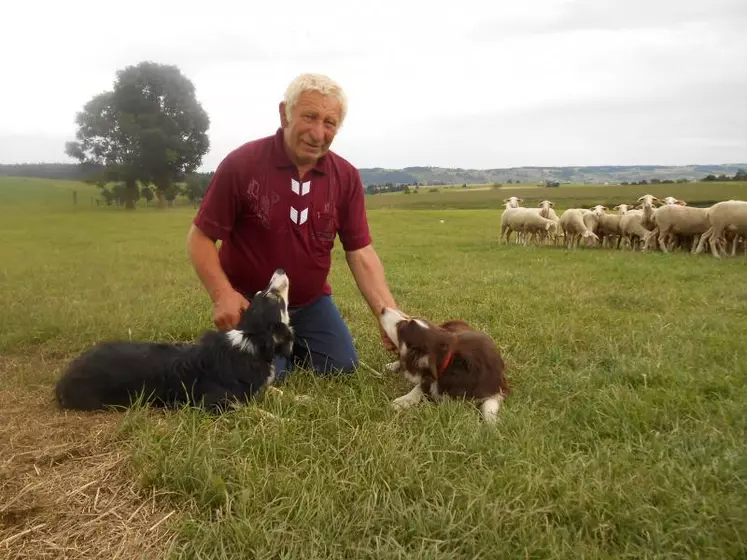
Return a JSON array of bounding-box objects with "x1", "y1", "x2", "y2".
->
[{"x1": 379, "y1": 307, "x2": 510, "y2": 423}]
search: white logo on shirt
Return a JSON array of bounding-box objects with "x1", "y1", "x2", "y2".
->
[
  {"x1": 290, "y1": 179, "x2": 311, "y2": 225},
  {"x1": 291, "y1": 179, "x2": 311, "y2": 196},
  {"x1": 290, "y1": 207, "x2": 308, "y2": 225}
]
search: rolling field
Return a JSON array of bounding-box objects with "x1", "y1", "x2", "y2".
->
[
  {"x1": 365, "y1": 181, "x2": 747, "y2": 211},
  {"x1": 1, "y1": 176, "x2": 746, "y2": 559}
]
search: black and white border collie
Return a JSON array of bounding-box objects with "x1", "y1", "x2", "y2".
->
[
  {"x1": 55, "y1": 269, "x2": 294, "y2": 413},
  {"x1": 379, "y1": 307, "x2": 510, "y2": 423}
]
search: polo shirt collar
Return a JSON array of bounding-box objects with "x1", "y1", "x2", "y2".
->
[{"x1": 272, "y1": 127, "x2": 328, "y2": 175}]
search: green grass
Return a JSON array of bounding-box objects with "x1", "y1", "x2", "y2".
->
[{"x1": 1, "y1": 176, "x2": 746, "y2": 558}]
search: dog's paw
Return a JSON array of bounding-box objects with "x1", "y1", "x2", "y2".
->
[
  {"x1": 479, "y1": 396, "x2": 503, "y2": 424},
  {"x1": 384, "y1": 361, "x2": 401, "y2": 373},
  {"x1": 391, "y1": 392, "x2": 422, "y2": 410}
]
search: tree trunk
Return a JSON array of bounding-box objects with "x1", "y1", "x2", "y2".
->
[
  {"x1": 156, "y1": 190, "x2": 167, "y2": 209},
  {"x1": 124, "y1": 181, "x2": 138, "y2": 210}
]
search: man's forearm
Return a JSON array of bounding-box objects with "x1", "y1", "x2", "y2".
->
[
  {"x1": 345, "y1": 245, "x2": 397, "y2": 315},
  {"x1": 186, "y1": 224, "x2": 234, "y2": 302}
]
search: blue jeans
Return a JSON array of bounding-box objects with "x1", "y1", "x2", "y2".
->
[{"x1": 273, "y1": 295, "x2": 359, "y2": 383}]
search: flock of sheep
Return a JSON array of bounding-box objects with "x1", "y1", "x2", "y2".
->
[{"x1": 499, "y1": 195, "x2": 747, "y2": 258}]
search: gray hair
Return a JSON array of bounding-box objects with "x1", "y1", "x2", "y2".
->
[{"x1": 283, "y1": 73, "x2": 348, "y2": 126}]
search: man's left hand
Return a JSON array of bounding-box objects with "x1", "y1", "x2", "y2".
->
[{"x1": 379, "y1": 322, "x2": 397, "y2": 352}]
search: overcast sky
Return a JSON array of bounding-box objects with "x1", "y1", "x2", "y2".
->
[{"x1": 2, "y1": 0, "x2": 745, "y2": 172}]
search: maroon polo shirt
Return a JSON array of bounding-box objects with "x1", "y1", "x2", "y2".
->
[{"x1": 193, "y1": 128, "x2": 372, "y2": 308}]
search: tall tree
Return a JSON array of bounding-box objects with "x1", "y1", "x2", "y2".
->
[{"x1": 65, "y1": 61, "x2": 210, "y2": 209}]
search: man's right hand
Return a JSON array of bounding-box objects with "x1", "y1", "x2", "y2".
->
[{"x1": 213, "y1": 290, "x2": 251, "y2": 331}]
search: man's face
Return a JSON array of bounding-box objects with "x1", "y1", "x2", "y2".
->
[{"x1": 280, "y1": 90, "x2": 341, "y2": 167}]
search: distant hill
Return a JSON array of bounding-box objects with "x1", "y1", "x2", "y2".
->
[
  {"x1": 2, "y1": 162, "x2": 745, "y2": 186},
  {"x1": 358, "y1": 164, "x2": 747, "y2": 186},
  {"x1": 0, "y1": 163, "x2": 103, "y2": 182}
]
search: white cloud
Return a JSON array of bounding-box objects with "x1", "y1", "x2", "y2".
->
[{"x1": 1, "y1": 0, "x2": 745, "y2": 171}]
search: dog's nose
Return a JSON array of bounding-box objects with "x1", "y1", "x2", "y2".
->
[{"x1": 275, "y1": 268, "x2": 285, "y2": 275}]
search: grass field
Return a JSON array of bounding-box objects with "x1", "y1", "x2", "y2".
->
[
  {"x1": 1, "y1": 176, "x2": 746, "y2": 559},
  {"x1": 365, "y1": 181, "x2": 747, "y2": 211}
]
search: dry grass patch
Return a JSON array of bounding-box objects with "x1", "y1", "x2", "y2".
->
[{"x1": 0, "y1": 357, "x2": 178, "y2": 559}]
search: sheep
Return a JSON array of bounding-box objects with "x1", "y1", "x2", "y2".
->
[
  {"x1": 513, "y1": 210, "x2": 560, "y2": 246},
  {"x1": 732, "y1": 234, "x2": 747, "y2": 257},
  {"x1": 663, "y1": 196, "x2": 686, "y2": 206},
  {"x1": 500, "y1": 203, "x2": 559, "y2": 246},
  {"x1": 638, "y1": 194, "x2": 702, "y2": 252},
  {"x1": 499, "y1": 198, "x2": 524, "y2": 243},
  {"x1": 693, "y1": 200, "x2": 747, "y2": 258},
  {"x1": 504, "y1": 196, "x2": 522, "y2": 208},
  {"x1": 694, "y1": 227, "x2": 729, "y2": 258},
  {"x1": 647, "y1": 204, "x2": 711, "y2": 253},
  {"x1": 620, "y1": 209, "x2": 651, "y2": 251},
  {"x1": 559, "y1": 208, "x2": 599, "y2": 249},
  {"x1": 613, "y1": 203, "x2": 634, "y2": 215},
  {"x1": 504, "y1": 199, "x2": 560, "y2": 246},
  {"x1": 495, "y1": 192, "x2": 746, "y2": 258},
  {"x1": 637, "y1": 194, "x2": 661, "y2": 230},
  {"x1": 581, "y1": 209, "x2": 601, "y2": 244},
  {"x1": 652, "y1": 196, "x2": 694, "y2": 250},
  {"x1": 635, "y1": 194, "x2": 663, "y2": 251},
  {"x1": 591, "y1": 205, "x2": 624, "y2": 249},
  {"x1": 519, "y1": 200, "x2": 560, "y2": 244},
  {"x1": 533, "y1": 200, "x2": 561, "y2": 245},
  {"x1": 617, "y1": 205, "x2": 652, "y2": 251},
  {"x1": 539, "y1": 200, "x2": 560, "y2": 221}
]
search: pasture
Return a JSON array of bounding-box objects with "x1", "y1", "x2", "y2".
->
[
  {"x1": 1, "y1": 176, "x2": 746, "y2": 559},
  {"x1": 365, "y1": 181, "x2": 747, "y2": 211}
]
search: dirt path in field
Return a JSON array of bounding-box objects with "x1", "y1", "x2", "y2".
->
[{"x1": 0, "y1": 356, "x2": 177, "y2": 559}]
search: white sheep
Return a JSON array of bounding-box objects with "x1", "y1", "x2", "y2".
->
[
  {"x1": 538, "y1": 200, "x2": 562, "y2": 245},
  {"x1": 613, "y1": 203, "x2": 634, "y2": 215},
  {"x1": 504, "y1": 196, "x2": 522, "y2": 208},
  {"x1": 499, "y1": 198, "x2": 524, "y2": 243},
  {"x1": 646, "y1": 204, "x2": 711, "y2": 253},
  {"x1": 516, "y1": 199, "x2": 561, "y2": 245},
  {"x1": 513, "y1": 210, "x2": 560, "y2": 246},
  {"x1": 693, "y1": 200, "x2": 747, "y2": 258},
  {"x1": 636, "y1": 194, "x2": 666, "y2": 251},
  {"x1": 500, "y1": 198, "x2": 559, "y2": 246},
  {"x1": 637, "y1": 194, "x2": 661, "y2": 229},
  {"x1": 591, "y1": 205, "x2": 624, "y2": 249},
  {"x1": 616, "y1": 205, "x2": 651, "y2": 251},
  {"x1": 538, "y1": 199, "x2": 559, "y2": 221},
  {"x1": 559, "y1": 208, "x2": 599, "y2": 249}
]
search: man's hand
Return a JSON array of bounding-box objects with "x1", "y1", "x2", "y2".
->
[
  {"x1": 187, "y1": 225, "x2": 249, "y2": 331},
  {"x1": 379, "y1": 322, "x2": 397, "y2": 353},
  {"x1": 213, "y1": 289, "x2": 250, "y2": 331}
]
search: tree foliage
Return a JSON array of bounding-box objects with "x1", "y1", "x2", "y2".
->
[
  {"x1": 65, "y1": 61, "x2": 210, "y2": 209},
  {"x1": 184, "y1": 172, "x2": 213, "y2": 203}
]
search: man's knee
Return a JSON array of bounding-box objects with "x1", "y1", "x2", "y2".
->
[{"x1": 289, "y1": 295, "x2": 359, "y2": 376}]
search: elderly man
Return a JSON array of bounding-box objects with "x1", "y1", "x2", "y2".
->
[{"x1": 187, "y1": 73, "x2": 397, "y2": 380}]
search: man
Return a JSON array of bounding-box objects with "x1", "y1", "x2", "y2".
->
[{"x1": 186, "y1": 73, "x2": 398, "y2": 381}]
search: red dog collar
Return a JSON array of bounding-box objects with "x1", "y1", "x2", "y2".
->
[{"x1": 438, "y1": 348, "x2": 454, "y2": 376}]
